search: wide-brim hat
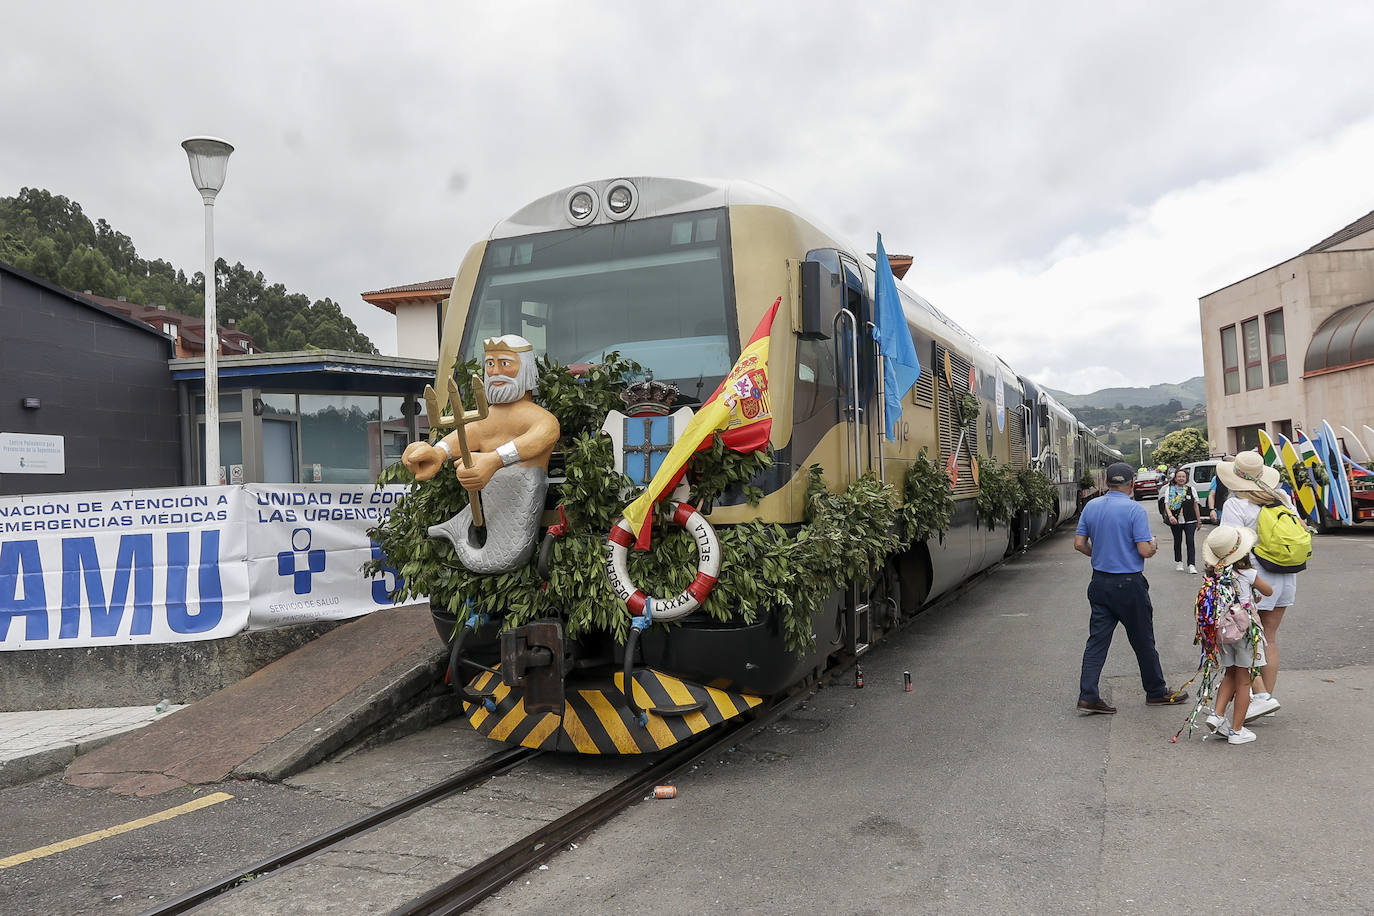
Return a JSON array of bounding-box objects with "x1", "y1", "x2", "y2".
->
[
  {"x1": 1216, "y1": 450, "x2": 1281, "y2": 492},
  {"x1": 1202, "y1": 524, "x2": 1258, "y2": 568}
]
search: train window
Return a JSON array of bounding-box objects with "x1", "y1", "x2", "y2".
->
[
  {"x1": 795, "y1": 337, "x2": 838, "y2": 424},
  {"x1": 462, "y1": 208, "x2": 737, "y2": 401}
]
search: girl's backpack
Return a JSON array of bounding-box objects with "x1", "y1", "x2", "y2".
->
[
  {"x1": 1253, "y1": 505, "x2": 1312, "y2": 573},
  {"x1": 1217, "y1": 603, "x2": 1251, "y2": 644}
]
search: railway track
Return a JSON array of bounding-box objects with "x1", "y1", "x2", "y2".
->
[
  {"x1": 138, "y1": 747, "x2": 536, "y2": 916},
  {"x1": 138, "y1": 543, "x2": 1028, "y2": 916},
  {"x1": 137, "y1": 693, "x2": 803, "y2": 916}
]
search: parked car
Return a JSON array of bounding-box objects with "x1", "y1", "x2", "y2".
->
[
  {"x1": 1133, "y1": 470, "x2": 1160, "y2": 500},
  {"x1": 1178, "y1": 460, "x2": 1220, "y2": 520}
]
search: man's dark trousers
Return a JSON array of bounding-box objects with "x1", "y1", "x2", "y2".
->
[{"x1": 1078, "y1": 570, "x2": 1168, "y2": 702}]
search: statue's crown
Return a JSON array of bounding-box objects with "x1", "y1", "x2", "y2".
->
[
  {"x1": 484, "y1": 334, "x2": 533, "y2": 353},
  {"x1": 620, "y1": 376, "x2": 679, "y2": 416}
]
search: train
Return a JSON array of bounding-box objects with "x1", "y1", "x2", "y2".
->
[{"x1": 389, "y1": 177, "x2": 1118, "y2": 754}]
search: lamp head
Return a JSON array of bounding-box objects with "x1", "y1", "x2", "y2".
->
[{"x1": 181, "y1": 136, "x2": 234, "y2": 202}]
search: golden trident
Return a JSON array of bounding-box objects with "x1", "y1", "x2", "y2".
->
[{"x1": 424, "y1": 375, "x2": 489, "y2": 527}]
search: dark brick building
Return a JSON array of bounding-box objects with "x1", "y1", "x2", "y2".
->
[{"x1": 0, "y1": 262, "x2": 182, "y2": 495}]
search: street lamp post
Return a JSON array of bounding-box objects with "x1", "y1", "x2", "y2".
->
[
  {"x1": 181, "y1": 137, "x2": 234, "y2": 485},
  {"x1": 1140, "y1": 436, "x2": 1153, "y2": 468}
]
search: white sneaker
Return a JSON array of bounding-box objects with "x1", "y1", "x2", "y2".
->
[
  {"x1": 1204, "y1": 713, "x2": 1226, "y2": 734},
  {"x1": 1188, "y1": 565, "x2": 1198, "y2": 574},
  {"x1": 1245, "y1": 695, "x2": 1280, "y2": 721},
  {"x1": 1228, "y1": 726, "x2": 1257, "y2": 745},
  {"x1": 1176, "y1": 561, "x2": 1185, "y2": 571}
]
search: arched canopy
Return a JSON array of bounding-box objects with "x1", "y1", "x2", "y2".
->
[{"x1": 1304, "y1": 300, "x2": 1374, "y2": 374}]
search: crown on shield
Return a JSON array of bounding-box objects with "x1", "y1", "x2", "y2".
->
[{"x1": 620, "y1": 376, "x2": 679, "y2": 416}]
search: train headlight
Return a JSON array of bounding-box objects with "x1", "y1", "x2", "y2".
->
[
  {"x1": 603, "y1": 180, "x2": 638, "y2": 220},
  {"x1": 565, "y1": 186, "x2": 598, "y2": 225}
]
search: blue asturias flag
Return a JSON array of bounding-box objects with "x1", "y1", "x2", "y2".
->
[{"x1": 874, "y1": 233, "x2": 921, "y2": 441}]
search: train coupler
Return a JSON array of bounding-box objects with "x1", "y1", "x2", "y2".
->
[{"x1": 499, "y1": 619, "x2": 566, "y2": 715}]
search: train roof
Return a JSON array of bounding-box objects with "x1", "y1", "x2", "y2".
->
[
  {"x1": 489, "y1": 177, "x2": 826, "y2": 240},
  {"x1": 490, "y1": 176, "x2": 1004, "y2": 379}
]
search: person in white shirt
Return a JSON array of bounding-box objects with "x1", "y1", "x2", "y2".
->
[{"x1": 1216, "y1": 451, "x2": 1294, "y2": 719}]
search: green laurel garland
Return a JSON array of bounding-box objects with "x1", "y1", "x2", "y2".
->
[{"x1": 365, "y1": 358, "x2": 959, "y2": 654}]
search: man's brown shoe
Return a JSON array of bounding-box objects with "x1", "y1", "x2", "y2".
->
[
  {"x1": 1077, "y1": 698, "x2": 1116, "y2": 714},
  {"x1": 1146, "y1": 691, "x2": 1190, "y2": 706}
]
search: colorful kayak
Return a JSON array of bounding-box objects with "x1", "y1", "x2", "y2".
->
[
  {"x1": 1321, "y1": 419, "x2": 1353, "y2": 524},
  {"x1": 1257, "y1": 429, "x2": 1279, "y2": 468},
  {"x1": 1256, "y1": 429, "x2": 1293, "y2": 499},
  {"x1": 1293, "y1": 429, "x2": 1327, "y2": 523},
  {"x1": 1340, "y1": 424, "x2": 1371, "y2": 463},
  {"x1": 1276, "y1": 432, "x2": 1316, "y2": 520}
]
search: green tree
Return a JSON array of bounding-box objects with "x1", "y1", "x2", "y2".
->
[
  {"x1": 1151, "y1": 428, "x2": 1209, "y2": 467},
  {"x1": 0, "y1": 187, "x2": 377, "y2": 353}
]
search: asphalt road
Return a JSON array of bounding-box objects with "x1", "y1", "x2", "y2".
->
[{"x1": 2, "y1": 513, "x2": 1369, "y2": 915}]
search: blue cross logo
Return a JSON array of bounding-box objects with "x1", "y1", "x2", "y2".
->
[{"x1": 278, "y1": 527, "x2": 326, "y2": 595}]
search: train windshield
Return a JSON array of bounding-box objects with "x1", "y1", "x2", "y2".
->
[{"x1": 462, "y1": 208, "x2": 735, "y2": 403}]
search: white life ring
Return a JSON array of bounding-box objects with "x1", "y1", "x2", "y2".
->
[{"x1": 605, "y1": 502, "x2": 721, "y2": 622}]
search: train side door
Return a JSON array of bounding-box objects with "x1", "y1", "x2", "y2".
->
[
  {"x1": 801, "y1": 250, "x2": 877, "y2": 482},
  {"x1": 800, "y1": 250, "x2": 877, "y2": 655}
]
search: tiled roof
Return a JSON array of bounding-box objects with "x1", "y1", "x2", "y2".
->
[
  {"x1": 1304, "y1": 209, "x2": 1374, "y2": 254},
  {"x1": 362, "y1": 278, "x2": 453, "y2": 295},
  {"x1": 79, "y1": 292, "x2": 254, "y2": 353},
  {"x1": 361, "y1": 277, "x2": 453, "y2": 313}
]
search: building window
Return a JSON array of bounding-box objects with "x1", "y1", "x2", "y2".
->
[
  {"x1": 1232, "y1": 423, "x2": 1264, "y2": 453},
  {"x1": 1242, "y1": 317, "x2": 1263, "y2": 390},
  {"x1": 299, "y1": 394, "x2": 381, "y2": 483},
  {"x1": 1275, "y1": 419, "x2": 1293, "y2": 441},
  {"x1": 1220, "y1": 324, "x2": 1239, "y2": 395},
  {"x1": 1265, "y1": 309, "x2": 1288, "y2": 385}
]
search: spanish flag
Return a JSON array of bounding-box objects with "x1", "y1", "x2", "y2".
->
[{"x1": 620, "y1": 297, "x2": 780, "y2": 549}]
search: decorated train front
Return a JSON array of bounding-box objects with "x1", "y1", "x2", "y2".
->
[{"x1": 367, "y1": 177, "x2": 1078, "y2": 754}]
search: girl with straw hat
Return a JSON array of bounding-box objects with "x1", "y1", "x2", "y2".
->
[{"x1": 1195, "y1": 525, "x2": 1272, "y2": 744}]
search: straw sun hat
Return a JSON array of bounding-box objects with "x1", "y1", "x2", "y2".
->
[
  {"x1": 1202, "y1": 524, "x2": 1258, "y2": 568},
  {"x1": 1215, "y1": 449, "x2": 1281, "y2": 492}
]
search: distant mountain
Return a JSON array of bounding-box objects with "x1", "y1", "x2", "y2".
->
[{"x1": 1046, "y1": 376, "x2": 1206, "y2": 409}]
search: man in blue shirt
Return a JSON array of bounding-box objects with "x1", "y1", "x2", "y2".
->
[{"x1": 1074, "y1": 462, "x2": 1188, "y2": 713}]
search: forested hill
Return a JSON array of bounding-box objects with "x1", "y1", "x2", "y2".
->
[
  {"x1": 1046, "y1": 376, "x2": 1206, "y2": 409},
  {"x1": 0, "y1": 187, "x2": 375, "y2": 353}
]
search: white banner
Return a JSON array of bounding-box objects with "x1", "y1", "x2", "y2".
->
[
  {"x1": 244, "y1": 483, "x2": 409, "y2": 629},
  {"x1": 1, "y1": 484, "x2": 418, "y2": 651}
]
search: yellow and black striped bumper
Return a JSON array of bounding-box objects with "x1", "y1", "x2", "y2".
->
[{"x1": 460, "y1": 666, "x2": 765, "y2": 754}]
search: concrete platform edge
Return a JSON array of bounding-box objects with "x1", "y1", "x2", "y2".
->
[
  {"x1": 0, "y1": 745, "x2": 76, "y2": 790},
  {"x1": 0, "y1": 719, "x2": 159, "y2": 790}
]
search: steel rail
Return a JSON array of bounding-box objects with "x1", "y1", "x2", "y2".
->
[
  {"x1": 139, "y1": 746, "x2": 537, "y2": 916},
  {"x1": 388, "y1": 691, "x2": 807, "y2": 916}
]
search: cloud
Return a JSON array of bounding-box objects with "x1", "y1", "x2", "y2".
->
[
  {"x1": 4, "y1": 2, "x2": 1374, "y2": 385},
  {"x1": 914, "y1": 117, "x2": 1374, "y2": 390}
]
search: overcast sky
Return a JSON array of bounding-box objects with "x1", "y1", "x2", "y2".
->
[{"x1": 6, "y1": 2, "x2": 1374, "y2": 392}]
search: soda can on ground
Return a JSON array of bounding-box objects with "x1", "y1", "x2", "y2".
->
[
  {"x1": 653, "y1": 785, "x2": 677, "y2": 799},
  {"x1": 903, "y1": 670, "x2": 912, "y2": 692}
]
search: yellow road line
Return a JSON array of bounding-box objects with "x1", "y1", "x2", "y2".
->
[{"x1": 0, "y1": 791, "x2": 234, "y2": 869}]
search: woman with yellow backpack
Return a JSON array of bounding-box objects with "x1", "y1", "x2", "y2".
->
[{"x1": 1217, "y1": 451, "x2": 1314, "y2": 722}]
